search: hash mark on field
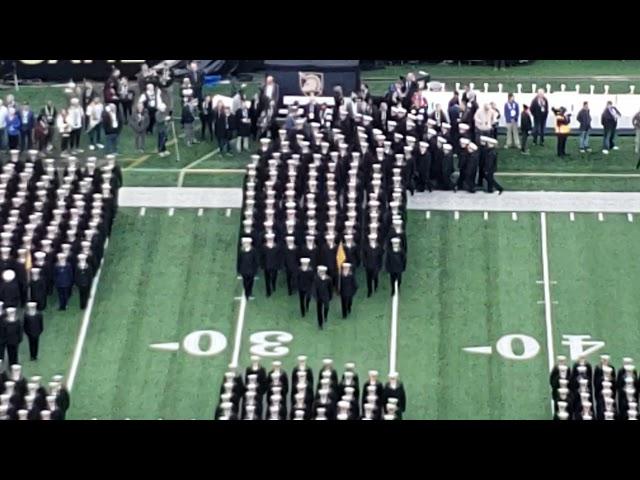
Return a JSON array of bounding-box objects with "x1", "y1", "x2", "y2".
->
[
  {"x1": 226, "y1": 208, "x2": 231, "y2": 217},
  {"x1": 454, "y1": 211, "x2": 459, "y2": 221},
  {"x1": 598, "y1": 212, "x2": 604, "y2": 222},
  {"x1": 198, "y1": 208, "x2": 204, "y2": 217},
  {"x1": 463, "y1": 346, "x2": 493, "y2": 355},
  {"x1": 149, "y1": 342, "x2": 180, "y2": 352},
  {"x1": 426, "y1": 211, "x2": 431, "y2": 220},
  {"x1": 628, "y1": 213, "x2": 634, "y2": 222},
  {"x1": 569, "y1": 212, "x2": 575, "y2": 222},
  {"x1": 168, "y1": 208, "x2": 175, "y2": 216},
  {"x1": 139, "y1": 207, "x2": 146, "y2": 217},
  {"x1": 512, "y1": 212, "x2": 518, "y2": 221},
  {"x1": 484, "y1": 211, "x2": 488, "y2": 221}
]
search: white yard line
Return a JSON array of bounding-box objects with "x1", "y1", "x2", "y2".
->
[
  {"x1": 66, "y1": 239, "x2": 109, "y2": 392},
  {"x1": 628, "y1": 213, "x2": 634, "y2": 222},
  {"x1": 539, "y1": 213, "x2": 556, "y2": 414},
  {"x1": 389, "y1": 283, "x2": 399, "y2": 375},
  {"x1": 230, "y1": 292, "x2": 248, "y2": 368},
  {"x1": 139, "y1": 207, "x2": 146, "y2": 217},
  {"x1": 177, "y1": 148, "x2": 221, "y2": 188}
]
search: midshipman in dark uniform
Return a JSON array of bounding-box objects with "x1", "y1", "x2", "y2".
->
[{"x1": 312, "y1": 266, "x2": 332, "y2": 329}]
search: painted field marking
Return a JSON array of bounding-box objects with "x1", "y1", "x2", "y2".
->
[
  {"x1": 226, "y1": 208, "x2": 231, "y2": 217},
  {"x1": 426, "y1": 211, "x2": 431, "y2": 220},
  {"x1": 168, "y1": 208, "x2": 175, "y2": 217},
  {"x1": 389, "y1": 282, "x2": 399, "y2": 375},
  {"x1": 198, "y1": 208, "x2": 204, "y2": 217},
  {"x1": 230, "y1": 284, "x2": 248, "y2": 368},
  {"x1": 539, "y1": 212, "x2": 556, "y2": 414},
  {"x1": 628, "y1": 213, "x2": 634, "y2": 222},
  {"x1": 139, "y1": 207, "x2": 146, "y2": 217},
  {"x1": 454, "y1": 211, "x2": 459, "y2": 221},
  {"x1": 569, "y1": 212, "x2": 575, "y2": 222},
  {"x1": 484, "y1": 211, "x2": 488, "y2": 221},
  {"x1": 598, "y1": 212, "x2": 604, "y2": 222},
  {"x1": 149, "y1": 342, "x2": 180, "y2": 352},
  {"x1": 512, "y1": 212, "x2": 518, "y2": 221},
  {"x1": 463, "y1": 346, "x2": 492, "y2": 355},
  {"x1": 67, "y1": 239, "x2": 110, "y2": 392},
  {"x1": 125, "y1": 154, "x2": 150, "y2": 171},
  {"x1": 177, "y1": 148, "x2": 221, "y2": 188}
]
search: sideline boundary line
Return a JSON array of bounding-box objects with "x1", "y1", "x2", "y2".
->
[
  {"x1": 539, "y1": 212, "x2": 556, "y2": 415},
  {"x1": 66, "y1": 239, "x2": 110, "y2": 392},
  {"x1": 389, "y1": 283, "x2": 399, "y2": 375}
]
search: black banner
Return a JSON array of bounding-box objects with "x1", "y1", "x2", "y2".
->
[{"x1": 264, "y1": 60, "x2": 360, "y2": 98}]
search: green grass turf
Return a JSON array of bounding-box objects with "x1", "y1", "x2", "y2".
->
[
  {"x1": 398, "y1": 211, "x2": 549, "y2": 419},
  {"x1": 364, "y1": 60, "x2": 640, "y2": 80},
  {"x1": 67, "y1": 208, "x2": 241, "y2": 419},
  {"x1": 497, "y1": 176, "x2": 640, "y2": 192},
  {"x1": 16, "y1": 299, "x2": 84, "y2": 383},
  {"x1": 548, "y1": 213, "x2": 640, "y2": 365},
  {"x1": 35, "y1": 207, "x2": 640, "y2": 419}
]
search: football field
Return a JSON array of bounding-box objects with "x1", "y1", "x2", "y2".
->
[
  {"x1": 20, "y1": 192, "x2": 640, "y2": 420},
  {"x1": 6, "y1": 60, "x2": 640, "y2": 419}
]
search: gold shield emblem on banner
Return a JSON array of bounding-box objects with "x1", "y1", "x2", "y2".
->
[{"x1": 299, "y1": 72, "x2": 324, "y2": 96}]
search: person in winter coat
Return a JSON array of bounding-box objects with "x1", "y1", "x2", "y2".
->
[
  {"x1": 129, "y1": 103, "x2": 150, "y2": 153},
  {"x1": 19, "y1": 103, "x2": 35, "y2": 151},
  {"x1": 235, "y1": 100, "x2": 252, "y2": 152},
  {"x1": 6, "y1": 107, "x2": 21, "y2": 150},
  {"x1": 102, "y1": 103, "x2": 121, "y2": 155},
  {"x1": 181, "y1": 98, "x2": 198, "y2": 147},
  {"x1": 576, "y1": 101, "x2": 592, "y2": 153},
  {"x1": 86, "y1": 97, "x2": 104, "y2": 151}
]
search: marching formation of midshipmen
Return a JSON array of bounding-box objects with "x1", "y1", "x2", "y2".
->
[
  {"x1": 238, "y1": 105, "x2": 463, "y2": 329},
  {"x1": 215, "y1": 355, "x2": 406, "y2": 420},
  {"x1": 0, "y1": 362, "x2": 70, "y2": 420},
  {"x1": 0, "y1": 149, "x2": 121, "y2": 365},
  {"x1": 550, "y1": 354, "x2": 639, "y2": 420}
]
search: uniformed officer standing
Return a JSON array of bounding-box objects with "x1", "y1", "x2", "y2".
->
[
  {"x1": 4, "y1": 308, "x2": 23, "y2": 366},
  {"x1": 296, "y1": 258, "x2": 314, "y2": 317},
  {"x1": 339, "y1": 263, "x2": 358, "y2": 319},
  {"x1": 23, "y1": 302, "x2": 43, "y2": 361},
  {"x1": 237, "y1": 237, "x2": 259, "y2": 299},
  {"x1": 74, "y1": 253, "x2": 94, "y2": 309},
  {"x1": 480, "y1": 137, "x2": 504, "y2": 194},
  {"x1": 312, "y1": 266, "x2": 332, "y2": 329},
  {"x1": 385, "y1": 237, "x2": 406, "y2": 296}
]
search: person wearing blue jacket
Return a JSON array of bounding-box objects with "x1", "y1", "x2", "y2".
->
[
  {"x1": 503, "y1": 93, "x2": 521, "y2": 150},
  {"x1": 5, "y1": 107, "x2": 21, "y2": 150},
  {"x1": 53, "y1": 252, "x2": 74, "y2": 311},
  {"x1": 19, "y1": 102, "x2": 35, "y2": 151}
]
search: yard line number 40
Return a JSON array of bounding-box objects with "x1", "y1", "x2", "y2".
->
[{"x1": 463, "y1": 334, "x2": 605, "y2": 361}]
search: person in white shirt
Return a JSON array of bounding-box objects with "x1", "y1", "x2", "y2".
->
[
  {"x1": 56, "y1": 108, "x2": 72, "y2": 156},
  {"x1": 0, "y1": 99, "x2": 8, "y2": 151},
  {"x1": 68, "y1": 98, "x2": 84, "y2": 153},
  {"x1": 86, "y1": 97, "x2": 105, "y2": 150}
]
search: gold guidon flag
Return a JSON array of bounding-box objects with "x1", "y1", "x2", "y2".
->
[{"x1": 336, "y1": 241, "x2": 346, "y2": 272}]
